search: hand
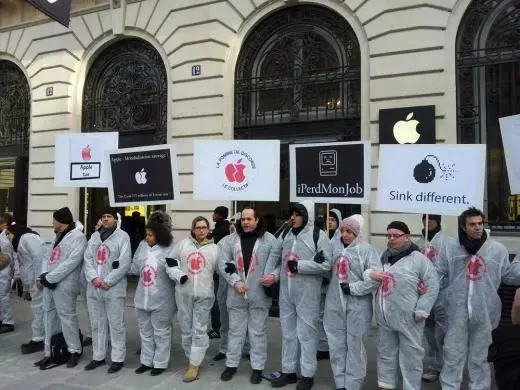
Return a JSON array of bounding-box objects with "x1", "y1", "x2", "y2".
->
[
  {"x1": 166, "y1": 258, "x2": 178, "y2": 267},
  {"x1": 414, "y1": 313, "x2": 427, "y2": 323},
  {"x1": 340, "y1": 283, "x2": 350, "y2": 295},
  {"x1": 225, "y1": 262, "x2": 237, "y2": 275},
  {"x1": 100, "y1": 281, "x2": 110, "y2": 290},
  {"x1": 370, "y1": 271, "x2": 387, "y2": 282},
  {"x1": 417, "y1": 281, "x2": 427, "y2": 296},
  {"x1": 92, "y1": 277, "x2": 104, "y2": 288},
  {"x1": 112, "y1": 260, "x2": 120, "y2": 269},
  {"x1": 287, "y1": 260, "x2": 298, "y2": 274},
  {"x1": 314, "y1": 251, "x2": 325, "y2": 264},
  {"x1": 234, "y1": 281, "x2": 247, "y2": 294},
  {"x1": 22, "y1": 290, "x2": 30, "y2": 301},
  {"x1": 260, "y1": 274, "x2": 277, "y2": 287},
  {"x1": 36, "y1": 280, "x2": 44, "y2": 291}
]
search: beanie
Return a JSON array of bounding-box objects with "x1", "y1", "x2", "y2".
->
[
  {"x1": 53, "y1": 207, "x2": 73, "y2": 225},
  {"x1": 340, "y1": 217, "x2": 361, "y2": 237},
  {"x1": 387, "y1": 221, "x2": 410, "y2": 235},
  {"x1": 100, "y1": 208, "x2": 118, "y2": 220},
  {"x1": 214, "y1": 206, "x2": 229, "y2": 219}
]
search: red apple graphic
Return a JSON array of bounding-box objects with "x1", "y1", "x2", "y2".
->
[
  {"x1": 224, "y1": 159, "x2": 246, "y2": 183},
  {"x1": 81, "y1": 145, "x2": 91, "y2": 161}
]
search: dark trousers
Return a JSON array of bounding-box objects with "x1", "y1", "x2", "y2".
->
[{"x1": 210, "y1": 273, "x2": 220, "y2": 330}]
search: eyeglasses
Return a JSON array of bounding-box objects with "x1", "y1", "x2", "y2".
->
[{"x1": 386, "y1": 233, "x2": 405, "y2": 240}]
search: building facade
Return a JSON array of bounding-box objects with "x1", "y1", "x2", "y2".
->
[{"x1": 0, "y1": 0, "x2": 518, "y2": 251}]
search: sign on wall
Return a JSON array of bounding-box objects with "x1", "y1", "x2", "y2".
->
[
  {"x1": 379, "y1": 105, "x2": 436, "y2": 144},
  {"x1": 54, "y1": 133, "x2": 118, "y2": 188},
  {"x1": 377, "y1": 144, "x2": 486, "y2": 216},
  {"x1": 499, "y1": 114, "x2": 520, "y2": 195},
  {"x1": 26, "y1": 0, "x2": 72, "y2": 28},
  {"x1": 289, "y1": 141, "x2": 371, "y2": 204},
  {"x1": 106, "y1": 144, "x2": 181, "y2": 206},
  {"x1": 193, "y1": 140, "x2": 280, "y2": 201}
]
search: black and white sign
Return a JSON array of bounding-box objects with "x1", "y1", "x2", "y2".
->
[
  {"x1": 289, "y1": 141, "x2": 371, "y2": 204},
  {"x1": 26, "y1": 0, "x2": 72, "y2": 28},
  {"x1": 106, "y1": 144, "x2": 181, "y2": 206},
  {"x1": 379, "y1": 105, "x2": 436, "y2": 144}
]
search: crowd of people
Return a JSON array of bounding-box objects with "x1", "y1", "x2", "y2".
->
[{"x1": 0, "y1": 203, "x2": 519, "y2": 389}]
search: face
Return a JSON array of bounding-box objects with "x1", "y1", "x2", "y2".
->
[
  {"x1": 340, "y1": 227, "x2": 356, "y2": 244},
  {"x1": 101, "y1": 214, "x2": 116, "y2": 229},
  {"x1": 193, "y1": 220, "x2": 209, "y2": 241},
  {"x1": 241, "y1": 209, "x2": 258, "y2": 233},
  {"x1": 463, "y1": 215, "x2": 484, "y2": 240},
  {"x1": 52, "y1": 220, "x2": 65, "y2": 233},
  {"x1": 290, "y1": 211, "x2": 304, "y2": 228},
  {"x1": 145, "y1": 228, "x2": 157, "y2": 246},
  {"x1": 423, "y1": 218, "x2": 438, "y2": 232},
  {"x1": 386, "y1": 228, "x2": 409, "y2": 249},
  {"x1": 0, "y1": 221, "x2": 6, "y2": 231},
  {"x1": 7, "y1": 231, "x2": 13, "y2": 241},
  {"x1": 212, "y1": 212, "x2": 220, "y2": 222},
  {"x1": 328, "y1": 216, "x2": 338, "y2": 231}
]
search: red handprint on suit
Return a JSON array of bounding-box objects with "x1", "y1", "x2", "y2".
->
[
  {"x1": 236, "y1": 251, "x2": 259, "y2": 274},
  {"x1": 187, "y1": 252, "x2": 207, "y2": 275},
  {"x1": 49, "y1": 246, "x2": 61, "y2": 265},
  {"x1": 424, "y1": 245, "x2": 437, "y2": 262},
  {"x1": 336, "y1": 255, "x2": 352, "y2": 282},
  {"x1": 141, "y1": 264, "x2": 157, "y2": 287},
  {"x1": 417, "y1": 280, "x2": 427, "y2": 295},
  {"x1": 380, "y1": 273, "x2": 396, "y2": 297},
  {"x1": 283, "y1": 252, "x2": 300, "y2": 277},
  {"x1": 97, "y1": 245, "x2": 108, "y2": 265},
  {"x1": 466, "y1": 254, "x2": 487, "y2": 281}
]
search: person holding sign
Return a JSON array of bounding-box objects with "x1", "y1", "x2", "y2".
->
[
  {"x1": 218, "y1": 208, "x2": 281, "y2": 384},
  {"x1": 323, "y1": 215, "x2": 380, "y2": 390},
  {"x1": 268, "y1": 201, "x2": 332, "y2": 390},
  {"x1": 83, "y1": 210, "x2": 131, "y2": 374},
  {"x1": 367, "y1": 221, "x2": 439, "y2": 390},
  {"x1": 436, "y1": 207, "x2": 520, "y2": 390}
]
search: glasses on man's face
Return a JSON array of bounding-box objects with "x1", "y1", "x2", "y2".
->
[{"x1": 386, "y1": 233, "x2": 405, "y2": 240}]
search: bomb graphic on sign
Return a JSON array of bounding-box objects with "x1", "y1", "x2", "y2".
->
[{"x1": 413, "y1": 154, "x2": 456, "y2": 184}]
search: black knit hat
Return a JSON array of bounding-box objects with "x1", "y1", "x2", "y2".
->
[
  {"x1": 53, "y1": 207, "x2": 73, "y2": 225},
  {"x1": 214, "y1": 206, "x2": 229, "y2": 219},
  {"x1": 387, "y1": 221, "x2": 410, "y2": 235},
  {"x1": 100, "y1": 208, "x2": 118, "y2": 220}
]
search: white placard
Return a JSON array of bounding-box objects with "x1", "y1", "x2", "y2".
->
[
  {"x1": 499, "y1": 114, "x2": 520, "y2": 194},
  {"x1": 54, "y1": 133, "x2": 118, "y2": 187},
  {"x1": 193, "y1": 140, "x2": 280, "y2": 201},
  {"x1": 377, "y1": 144, "x2": 486, "y2": 216}
]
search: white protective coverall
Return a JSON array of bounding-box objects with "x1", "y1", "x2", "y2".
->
[
  {"x1": 219, "y1": 229, "x2": 281, "y2": 370},
  {"x1": 84, "y1": 227, "x2": 131, "y2": 363},
  {"x1": 436, "y1": 235, "x2": 520, "y2": 390},
  {"x1": 15, "y1": 231, "x2": 47, "y2": 340},
  {"x1": 75, "y1": 221, "x2": 91, "y2": 342},
  {"x1": 0, "y1": 229, "x2": 14, "y2": 326},
  {"x1": 323, "y1": 222, "x2": 380, "y2": 390},
  {"x1": 272, "y1": 201, "x2": 333, "y2": 378},
  {"x1": 133, "y1": 244, "x2": 176, "y2": 369},
  {"x1": 42, "y1": 223, "x2": 87, "y2": 355},
  {"x1": 167, "y1": 237, "x2": 219, "y2": 366},
  {"x1": 371, "y1": 246, "x2": 439, "y2": 390}
]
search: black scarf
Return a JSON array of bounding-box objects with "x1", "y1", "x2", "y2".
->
[
  {"x1": 12, "y1": 227, "x2": 38, "y2": 252},
  {"x1": 240, "y1": 229, "x2": 258, "y2": 277},
  {"x1": 99, "y1": 225, "x2": 117, "y2": 242},
  {"x1": 329, "y1": 229, "x2": 336, "y2": 239},
  {"x1": 342, "y1": 239, "x2": 350, "y2": 248},
  {"x1": 54, "y1": 222, "x2": 75, "y2": 248},
  {"x1": 458, "y1": 228, "x2": 487, "y2": 255},
  {"x1": 382, "y1": 241, "x2": 420, "y2": 265},
  {"x1": 422, "y1": 225, "x2": 441, "y2": 242},
  {"x1": 291, "y1": 226, "x2": 304, "y2": 236}
]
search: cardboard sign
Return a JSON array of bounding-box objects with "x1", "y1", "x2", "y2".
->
[
  {"x1": 289, "y1": 141, "x2": 371, "y2": 204},
  {"x1": 193, "y1": 140, "x2": 280, "y2": 201},
  {"x1": 377, "y1": 144, "x2": 486, "y2": 215},
  {"x1": 499, "y1": 114, "x2": 520, "y2": 195},
  {"x1": 106, "y1": 144, "x2": 181, "y2": 206},
  {"x1": 54, "y1": 133, "x2": 118, "y2": 188}
]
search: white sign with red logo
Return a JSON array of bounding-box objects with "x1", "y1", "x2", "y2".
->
[
  {"x1": 54, "y1": 132, "x2": 119, "y2": 188},
  {"x1": 193, "y1": 140, "x2": 280, "y2": 201}
]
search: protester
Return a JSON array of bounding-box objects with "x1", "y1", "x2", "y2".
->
[
  {"x1": 327, "y1": 209, "x2": 341, "y2": 240},
  {"x1": 35, "y1": 207, "x2": 88, "y2": 369},
  {"x1": 323, "y1": 215, "x2": 380, "y2": 390},
  {"x1": 83, "y1": 209, "x2": 131, "y2": 373},
  {"x1": 218, "y1": 207, "x2": 281, "y2": 384},
  {"x1": 367, "y1": 221, "x2": 439, "y2": 390},
  {"x1": 166, "y1": 216, "x2": 219, "y2": 382},
  {"x1": 437, "y1": 207, "x2": 520, "y2": 390},
  {"x1": 0, "y1": 213, "x2": 14, "y2": 334}
]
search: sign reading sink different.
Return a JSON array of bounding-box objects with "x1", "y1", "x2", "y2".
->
[
  {"x1": 54, "y1": 132, "x2": 118, "y2": 188},
  {"x1": 193, "y1": 140, "x2": 280, "y2": 201},
  {"x1": 377, "y1": 144, "x2": 486, "y2": 216},
  {"x1": 289, "y1": 141, "x2": 371, "y2": 204},
  {"x1": 106, "y1": 144, "x2": 181, "y2": 206}
]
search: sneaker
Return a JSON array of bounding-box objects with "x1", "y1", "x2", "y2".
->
[
  {"x1": 0, "y1": 324, "x2": 14, "y2": 334},
  {"x1": 108, "y1": 362, "x2": 124, "y2": 373},
  {"x1": 271, "y1": 372, "x2": 298, "y2": 388},
  {"x1": 296, "y1": 376, "x2": 314, "y2": 390},
  {"x1": 221, "y1": 366, "x2": 237, "y2": 381},
  {"x1": 66, "y1": 353, "x2": 80, "y2": 368},
  {"x1": 183, "y1": 363, "x2": 199, "y2": 382},
  {"x1": 82, "y1": 337, "x2": 92, "y2": 346},
  {"x1": 135, "y1": 364, "x2": 152, "y2": 374},
  {"x1": 422, "y1": 371, "x2": 439, "y2": 382},
  {"x1": 21, "y1": 340, "x2": 44, "y2": 355},
  {"x1": 213, "y1": 352, "x2": 226, "y2": 361},
  {"x1": 84, "y1": 359, "x2": 105, "y2": 371},
  {"x1": 34, "y1": 356, "x2": 52, "y2": 368},
  {"x1": 250, "y1": 370, "x2": 262, "y2": 384},
  {"x1": 150, "y1": 368, "x2": 165, "y2": 376},
  {"x1": 316, "y1": 350, "x2": 329, "y2": 360}
]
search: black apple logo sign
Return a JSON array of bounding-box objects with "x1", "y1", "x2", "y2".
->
[{"x1": 413, "y1": 155, "x2": 455, "y2": 183}]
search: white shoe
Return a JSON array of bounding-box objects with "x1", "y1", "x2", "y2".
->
[{"x1": 422, "y1": 372, "x2": 439, "y2": 382}]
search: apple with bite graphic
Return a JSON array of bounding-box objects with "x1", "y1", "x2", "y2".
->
[
  {"x1": 135, "y1": 168, "x2": 147, "y2": 184},
  {"x1": 225, "y1": 159, "x2": 246, "y2": 183},
  {"x1": 393, "y1": 112, "x2": 421, "y2": 144},
  {"x1": 81, "y1": 145, "x2": 91, "y2": 161}
]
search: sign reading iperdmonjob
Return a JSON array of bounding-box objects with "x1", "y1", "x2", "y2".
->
[{"x1": 289, "y1": 141, "x2": 371, "y2": 204}]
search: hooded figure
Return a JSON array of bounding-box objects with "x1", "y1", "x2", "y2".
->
[
  {"x1": 83, "y1": 209, "x2": 131, "y2": 373},
  {"x1": 269, "y1": 201, "x2": 333, "y2": 390},
  {"x1": 328, "y1": 209, "x2": 342, "y2": 241},
  {"x1": 218, "y1": 208, "x2": 282, "y2": 384},
  {"x1": 36, "y1": 208, "x2": 88, "y2": 369},
  {"x1": 323, "y1": 215, "x2": 380, "y2": 390},
  {"x1": 6, "y1": 224, "x2": 46, "y2": 352}
]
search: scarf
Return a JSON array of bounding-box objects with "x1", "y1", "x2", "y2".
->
[
  {"x1": 422, "y1": 225, "x2": 441, "y2": 242},
  {"x1": 458, "y1": 228, "x2": 487, "y2": 255},
  {"x1": 99, "y1": 225, "x2": 117, "y2": 242},
  {"x1": 54, "y1": 222, "x2": 75, "y2": 249},
  {"x1": 382, "y1": 241, "x2": 420, "y2": 265}
]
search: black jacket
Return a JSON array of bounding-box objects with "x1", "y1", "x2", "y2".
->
[{"x1": 211, "y1": 219, "x2": 230, "y2": 244}]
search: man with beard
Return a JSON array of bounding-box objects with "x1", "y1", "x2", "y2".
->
[
  {"x1": 83, "y1": 209, "x2": 131, "y2": 373},
  {"x1": 437, "y1": 207, "x2": 520, "y2": 390},
  {"x1": 35, "y1": 207, "x2": 87, "y2": 369}
]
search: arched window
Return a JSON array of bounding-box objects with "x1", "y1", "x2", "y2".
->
[{"x1": 456, "y1": 0, "x2": 520, "y2": 229}]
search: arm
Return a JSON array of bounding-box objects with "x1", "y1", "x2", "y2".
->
[
  {"x1": 415, "y1": 257, "x2": 440, "y2": 318},
  {"x1": 263, "y1": 235, "x2": 282, "y2": 280},
  {"x1": 104, "y1": 233, "x2": 132, "y2": 287},
  {"x1": 434, "y1": 241, "x2": 450, "y2": 290},
  {"x1": 46, "y1": 235, "x2": 87, "y2": 284},
  {"x1": 165, "y1": 241, "x2": 187, "y2": 283},
  {"x1": 349, "y1": 245, "x2": 381, "y2": 296},
  {"x1": 24, "y1": 237, "x2": 47, "y2": 290},
  {"x1": 83, "y1": 238, "x2": 98, "y2": 283},
  {"x1": 501, "y1": 247, "x2": 520, "y2": 286},
  {"x1": 129, "y1": 240, "x2": 147, "y2": 275},
  {"x1": 217, "y1": 237, "x2": 241, "y2": 287},
  {"x1": 297, "y1": 232, "x2": 332, "y2": 275}
]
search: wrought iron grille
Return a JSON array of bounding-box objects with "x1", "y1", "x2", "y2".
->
[
  {"x1": 82, "y1": 38, "x2": 167, "y2": 145},
  {"x1": 456, "y1": 0, "x2": 520, "y2": 228},
  {"x1": 234, "y1": 5, "x2": 361, "y2": 130},
  {"x1": 0, "y1": 60, "x2": 30, "y2": 153}
]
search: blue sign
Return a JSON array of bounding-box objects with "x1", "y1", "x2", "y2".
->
[{"x1": 192, "y1": 65, "x2": 202, "y2": 76}]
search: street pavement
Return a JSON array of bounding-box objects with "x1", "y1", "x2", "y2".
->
[{"x1": 0, "y1": 284, "x2": 476, "y2": 390}]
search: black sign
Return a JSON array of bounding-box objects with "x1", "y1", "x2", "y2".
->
[
  {"x1": 109, "y1": 148, "x2": 175, "y2": 204},
  {"x1": 293, "y1": 143, "x2": 366, "y2": 202},
  {"x1": 379, "y1": 105, "x2": 436, "y2": 144},
  {"x1": 26, "y1": 0, "x2": 72, "y2": 28}
]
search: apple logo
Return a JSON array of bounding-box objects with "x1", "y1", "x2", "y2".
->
[
  {"x1": 225, "y1": 159, "x2": 246, "y2": 183},
  {"x1": 135, "y1": 168, "x2": 147, "y2": 185},
  {"x1": 46, "y1": 0, "x2": 59, "y2": 3},
  {"x1": 81, "y1": 145, "x2": 91, "y2": 161},
  {"x1": 393, "y1": 112, "x2": 421, "y2": 144}
]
